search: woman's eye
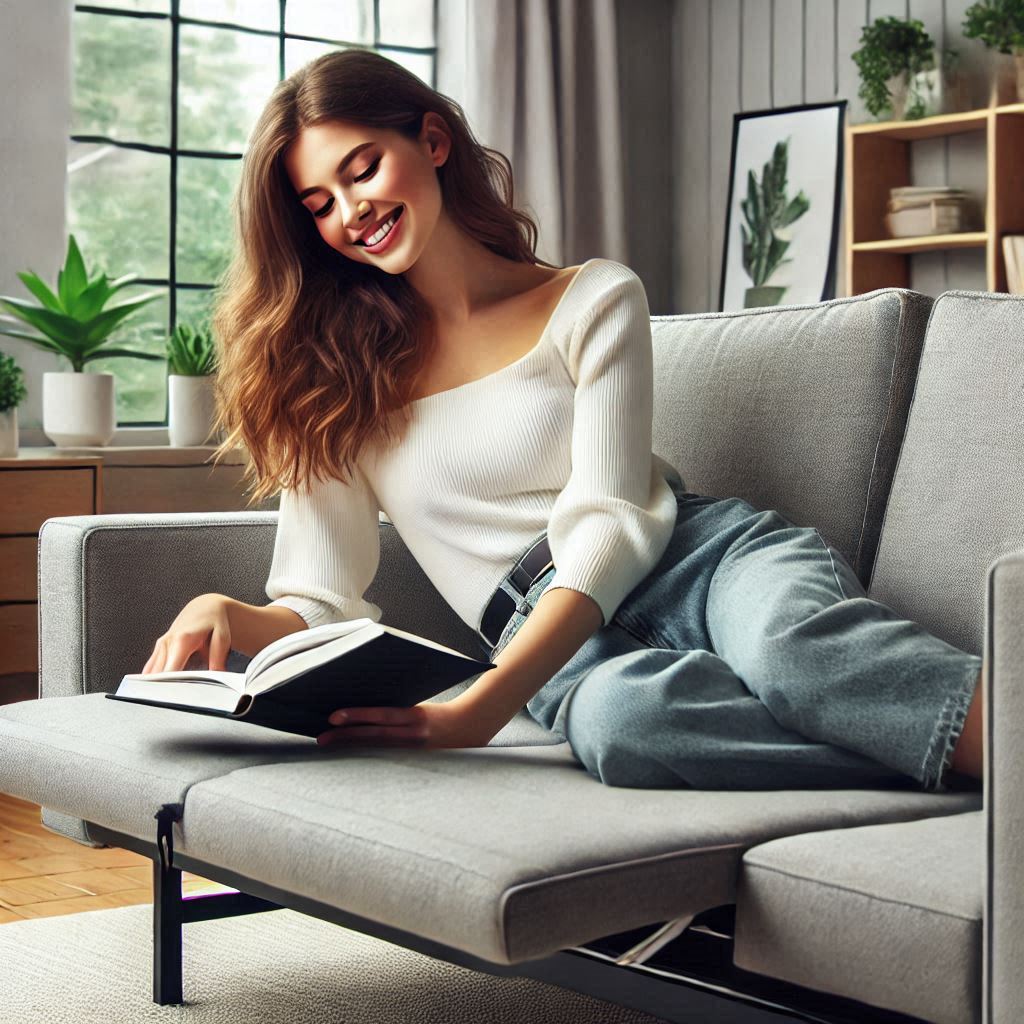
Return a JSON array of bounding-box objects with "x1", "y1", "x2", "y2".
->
[
  {"x1": 355, "y1": 157, "x2": 381, "y2": 182},
  {"x1": 310, "y1": 157, "x2": 381, "y2": 219}
]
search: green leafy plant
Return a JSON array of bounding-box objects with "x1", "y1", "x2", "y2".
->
[
  {"x1": 0, "y1": 352, "x2": 27, "y2": 413},
  {"x1": 166, "y1": 323, "x2": 218, "y2": 376},
  {"x1": 741, "y1": 140, "x2": 810, "y2": 289},
  {"x1": 0, "y1": 234, "x2": 164, "y2": 373},
  {"x1": 963, "y1": 0, "x2": 1024, "y2": 53},
  {"x1": 852, "y1": 17, "x2": 937, "y2": 118}
]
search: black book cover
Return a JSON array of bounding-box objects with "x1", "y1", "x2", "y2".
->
[{"x1": 106, "y1": 631, "x2": 495, "y2": 738}]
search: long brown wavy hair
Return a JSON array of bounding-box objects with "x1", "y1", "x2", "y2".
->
[{"x1": 208, "y1": 48, "x2": 555, "y2": 506}]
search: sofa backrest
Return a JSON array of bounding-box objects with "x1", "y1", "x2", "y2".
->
[
  {"x1": 649, "y1": 289, "x2": 933, "y2": 586},
  {"x1": 868, "y1": 291, "x2": 1024, "y2": 655}
]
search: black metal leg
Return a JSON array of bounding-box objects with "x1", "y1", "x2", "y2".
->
[{"x1": 153, "y1": 803, "x2": 185, "y2": 1006}]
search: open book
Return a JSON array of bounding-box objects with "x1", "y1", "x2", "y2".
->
[{"x1": 106, "y1": 618, "x2": 496, "y2": 738}]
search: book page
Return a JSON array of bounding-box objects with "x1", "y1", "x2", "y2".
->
[
  {"x1": 118, "y1": 669, "x2": 246, "y2": 692},
  {"x1": 243, "y1": 618, "x2": 375, "y2": 685},
  {"x1": 377, "y1": 623, "x2": 476, "y2": 660},
  {"x1": 115, "y1": 677, "x2": 243, "y2": 711}
]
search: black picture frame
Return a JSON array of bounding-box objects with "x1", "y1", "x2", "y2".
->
[{"x1": 719, "y1": 100, "x2": 847, "y2": 312}]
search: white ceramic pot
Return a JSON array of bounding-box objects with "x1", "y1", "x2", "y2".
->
[
  {"x1": 0, "y1": 407, "x2": 18, "y2": 457},
  {"x1": 168, "y1": 374, "x2": 218, "y2": 447},
  {"x1": 42, "y1": 371, "x2": 116, "y2": 447}
]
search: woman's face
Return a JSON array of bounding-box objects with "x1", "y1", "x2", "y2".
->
[{"x1": 283, "y1": 114, "x2": 450, "y2": 271}]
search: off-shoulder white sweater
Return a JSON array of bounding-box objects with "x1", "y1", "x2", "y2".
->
[{"x1": 265, "y1": 257, "x2": 683, "y2": 637}]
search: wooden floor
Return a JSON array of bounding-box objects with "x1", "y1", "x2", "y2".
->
[{"x1": 0, "y1": 791, "x2": 232, "y2": 923}]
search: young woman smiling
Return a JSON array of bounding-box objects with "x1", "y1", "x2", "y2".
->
[{"x1": 141, "y1": 50, "x2": 984, "y2": 793}]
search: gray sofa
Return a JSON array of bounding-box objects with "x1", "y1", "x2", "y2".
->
[{"x1": 1, "y1": 286, "x2": 1020, "y2": 1024}]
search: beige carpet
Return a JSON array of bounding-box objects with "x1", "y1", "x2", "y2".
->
[{"x1": 0, "y1": 904, "x2": 670, "y2": 1023}]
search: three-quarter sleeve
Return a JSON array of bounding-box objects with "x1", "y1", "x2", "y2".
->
[
  {"x1": 545, "y1": 264, "x2": 680, "y2": 627},
  {"x1": 265, "y1": 459, "x2": 384, "y2": 630}
]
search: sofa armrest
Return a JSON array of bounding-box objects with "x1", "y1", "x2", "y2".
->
[
  {"x1": 38, "y1": 512, "x2": 280, "y2": 699},
  {"x1": 37, "y1": 510, "x2": 491, "y2": 702},
  {"x1": 985, "y1": 551, "x2": 1024, "y2": 1024}
]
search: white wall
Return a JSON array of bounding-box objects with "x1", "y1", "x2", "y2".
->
[
  {"x1": 674, "y1": 0, "x2": 991, "y2": 313},
  {"x1": 1, "y1": 0, "x2": 71, "y2": 433}
]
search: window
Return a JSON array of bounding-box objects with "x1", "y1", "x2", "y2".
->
[{"x1": 69, "y1": 0, "x2": 437, "y2": 425}]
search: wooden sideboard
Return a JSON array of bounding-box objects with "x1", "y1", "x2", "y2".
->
[{"x1": 0, "y1": 446, "x2": 278, "y2": 704}]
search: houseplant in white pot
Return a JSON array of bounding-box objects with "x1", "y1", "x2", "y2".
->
[
  {"x1": 0, "y1": 234, "x2": 163, "y2": 446},
  {"x1": 963, "y1": 0, "x2": 1024, "y2": 104},
  {"x1": 0, "y1": 351, "x2": 28, "y2": 457},
  {"x1": 166, "y1": 323, "x2": 219, "y2": 446}
]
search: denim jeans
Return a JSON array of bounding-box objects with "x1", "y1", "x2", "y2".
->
[{"x1": 484, "y1": 483, "x2": 982, "y2": 793}]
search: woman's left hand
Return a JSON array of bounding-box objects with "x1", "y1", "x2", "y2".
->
[{"x1": 315, "y1": 695, "x2": 497, "y2": 749}]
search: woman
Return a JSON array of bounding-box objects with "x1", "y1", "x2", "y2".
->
[{"x1": 142, "y1": 49, "x2": 984, "y2": 793}]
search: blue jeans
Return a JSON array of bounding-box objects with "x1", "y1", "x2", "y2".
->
[{"x1": 484, "y1": 483, "x2": 981, "y2": 793}]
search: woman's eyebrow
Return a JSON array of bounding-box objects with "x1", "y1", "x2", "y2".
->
[{"x1": 296, "y1": 142, "x2": 375, "y2": 200}]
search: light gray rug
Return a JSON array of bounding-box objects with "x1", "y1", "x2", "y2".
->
[{"x1": 0, "y1": 904, "x2": 670, "y2": 1023}]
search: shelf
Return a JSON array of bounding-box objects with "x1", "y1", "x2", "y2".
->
[
  {"x1": 850, "y1": 108, "x2": 989, "y2": 141},
  {"x1": 851, "y1": 232, "x2": 988, "y2": 255},
  {"x1": 846, "y1": 104, "x2": 1024, "y2": 294}
]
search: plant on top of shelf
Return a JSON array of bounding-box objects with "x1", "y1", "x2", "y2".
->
[
  {"x1": 963, "y1": 0, "x2": 1024, "y2": 103},
  {"x1": 852, "y1": 16, "x2": 937, "y2": 120},
  {"x1": 963, "y1": 0, "x2": 1024, "y2": 53},
  {"x1": 740, "y1": 139, "x2": 810, "y2": 309},
  {"x1": 166, "y1": 323, "x2": 218, "y2": 376}
]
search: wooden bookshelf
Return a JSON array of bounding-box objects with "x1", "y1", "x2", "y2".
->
[{"x1": 845, "y1": 103, "x2": 1024, "y2": 295}]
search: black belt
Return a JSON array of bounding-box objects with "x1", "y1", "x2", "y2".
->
[{"x1": 479, "y1": 535, "x2": 554, "y2": 651}]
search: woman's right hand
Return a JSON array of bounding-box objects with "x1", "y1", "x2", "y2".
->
[{"x1": 141, "y1": 594, "x2": 234, "y2": 674}]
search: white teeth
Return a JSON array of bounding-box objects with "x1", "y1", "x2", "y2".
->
[{"x1": 366, "y1": 210, "x2": 399, "y2": 246}]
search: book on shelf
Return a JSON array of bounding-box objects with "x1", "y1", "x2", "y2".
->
[
  {"x1": 885, "y1": 186, "x2": 968, "y2": 238},
  {"x1": 107, "y1": 618, "x2": 496, "y2": 737},
  {"x1": 1002, "y1": 235, "x2": 1024, "y2": 295}
]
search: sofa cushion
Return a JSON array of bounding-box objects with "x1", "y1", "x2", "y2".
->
[
  {"x1": 733, "y1": 810, "x2": 982, "y2": 1024},
  {"x1": 650, "y1": 288, "x2": 932, "y2": 587},
  {"x1": 178, "y1": 751, "x2": 979, "y2": 967},
  {"x1": 0, "y1": 693, "x2": 560, "y2": 844},
  {"x1": 868, "y1": 290, "x2": 1024, "y2": 654}
]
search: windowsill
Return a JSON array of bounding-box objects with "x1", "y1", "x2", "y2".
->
[{"x1": 19, "y1": 425, "x2": 172, "y2": 447}]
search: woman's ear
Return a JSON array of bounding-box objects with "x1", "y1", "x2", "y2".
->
[{"x1": 421, "y1": 111, "x2": 452, "y2": 168}]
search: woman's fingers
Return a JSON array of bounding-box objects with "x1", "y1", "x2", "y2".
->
[
  {"x1": 326, "y1": 706, "x2": 424, "y2": 727},
  {"x1": 316, "y1": 724, "x2": 428, "y2": 746}
]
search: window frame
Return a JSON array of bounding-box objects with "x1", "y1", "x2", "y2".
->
[{"x1": 70, "y1": 0, "x2": 438, "y2": 425}]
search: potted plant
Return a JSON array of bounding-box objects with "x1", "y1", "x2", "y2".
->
[
  {"x1": 0, "y1": 351, "x2": 27, "y2": 458},
  {"x1": 740, "y1": 140, "x2": 810, "y2": 308},
  {"x1": 963, "y1": 0, "x2": 1024, "y2": 104},
  {"x1": 852, "y1": 16, "x2": 937, "y2": 120},
  {"x1": 0, "y1": 234, "x2": 163, "y2": 447},
  {"x1": 166, "y1": 323, "x2": 219, "y2": 447}
]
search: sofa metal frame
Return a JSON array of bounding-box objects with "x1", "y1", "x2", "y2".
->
[{"x1": 82, "y1": 810, "x2": 927, "y2": 1024}]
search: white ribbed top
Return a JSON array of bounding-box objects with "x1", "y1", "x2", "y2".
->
[{"x1": 265, "y1": 257, "x2": 683, "y2": 635}]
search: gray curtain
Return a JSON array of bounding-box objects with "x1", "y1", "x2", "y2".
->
[{"x1": 438, "y1": 0, "x2": 627, "y2": 270}]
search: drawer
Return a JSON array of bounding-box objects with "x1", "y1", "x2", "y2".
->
[
  {"x1": 0, "y1": 604, "x2": 37, "y2": 674},
  {"x1": 0, "y1": 537, "x2": 37, "y2": 601},
  {"x1": 0, "y1": 467, "x2": 98, "y2": 533}
]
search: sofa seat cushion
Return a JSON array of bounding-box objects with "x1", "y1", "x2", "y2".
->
[
  {"x1": 179, "y1": 753, "x2": 979, "y2": 967},
  {"x1": 0, "y1": 692, "x2": 565, "y2": 844},
  {"x1": 733, "y1": 810, "x2": 982, "y2": 1024}
]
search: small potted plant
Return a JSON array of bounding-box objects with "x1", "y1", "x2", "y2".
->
[
  {"x1": 0, "y1": 235, "x2": 163, "y2": 446},
  {"x1": 963, "y1": 0, "x2": 1024, "y2": 104},
  {"x1": 852, "y1": 16, "x2": 937, "y2": 120},
  {"x1": 0, "y1": 351, "x2": 27, "y2": 457},
  {"x1": 166, "y1": 323, "x2": 219, "y2": 447},
  {"x1": 740, "y1": 140, "x2": 810, "y2": 308}
]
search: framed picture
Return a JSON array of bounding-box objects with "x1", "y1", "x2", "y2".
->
[{"x1": 719, "y1": 100, "x2": 846, "y2": 312}]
